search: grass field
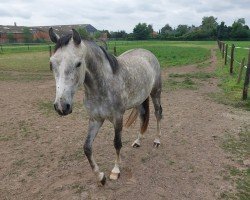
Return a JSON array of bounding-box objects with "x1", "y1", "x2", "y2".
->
[
  {"x1": 0, "y1": 41, "x2": 213, "y2": 81},
  {"x1": 222, "y1": 41, "x2": 250, "y2": 67},
  {"x1": 0, "y1": 43, "x2": 52, "y2": 54},
  {"x1": 214, "y1": 41, "x2": 250, "y2": 111},
  {"x1": 107, "y1": 40, "x2": 213, "y2": 67}
]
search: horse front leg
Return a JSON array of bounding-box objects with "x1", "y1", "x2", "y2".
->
[
  {"x1": 110, "y1": 116, "x2": 123, "y2": 180},
  {"x1": 83, "y1": 119, "x2": 106, "y2": 185}
]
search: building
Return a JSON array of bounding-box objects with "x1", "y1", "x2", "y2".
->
[{"x1": 0, "y1": 24, "x2": 97, "y2": 43}]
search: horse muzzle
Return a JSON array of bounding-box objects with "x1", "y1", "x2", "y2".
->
[{"x1": 54, "y1": 102, "x2": 72, "y2": 116}]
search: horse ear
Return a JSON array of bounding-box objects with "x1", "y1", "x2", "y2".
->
[
  {"x1": 49, "y1": 27, "x2": 59, "y2": 43},
  {"x1": 72, "y1": 29, "x2": 81, "y2": 45}
]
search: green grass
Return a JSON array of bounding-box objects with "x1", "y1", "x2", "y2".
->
[
  {"x1": 169, "y1": 71, "x2": 215, "y2": 80},
  {"x1": 0, "y1": 51, "x2": 52, "y2": 81},
  {"x1": 211, "y1": 50, "x2": 250, "y2": 110},
  {"x1": 0, "y1": 51, "x2": 50, "y2": 72},
  {"x1": 164, "y1": 77, "x2": 197, "y2": 91},
  {"x1": 0, "y1": 44, "x2": 52, "y2": 54},
  {"x1": 0, "y1": 41, "x2": 214, "y2": 82},
  {"x1": 222, "y1": 41, "x2": 250, "y2": 67},
  {"x1": 108, "y1": 40, "x2": 213, "y2": 67}
]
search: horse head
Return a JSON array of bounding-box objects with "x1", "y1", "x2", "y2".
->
[{"x1": 49, "y1": 28, "x2": 86, "y2": 116}]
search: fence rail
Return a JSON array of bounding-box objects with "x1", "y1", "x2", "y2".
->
[{"x1": 217, "y1": 40, "x2": 250, "y2": 100}]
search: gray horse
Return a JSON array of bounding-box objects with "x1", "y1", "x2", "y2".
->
[{"x1": 49, "y1": 28, "x2": 163, "y2": 185}]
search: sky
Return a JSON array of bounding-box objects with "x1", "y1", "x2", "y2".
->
[{"x1": 1, "y1": 0, "x2": 250, "y2": 33}]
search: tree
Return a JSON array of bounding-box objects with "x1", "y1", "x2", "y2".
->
[
  {"x1": 101, "y1": 30, "x2": 111, "y2": 38},
  {"x1": 217, "y1": 21, "x2": 229, "y2": 39},
  {"x1": 176, "y1": 25, "x2": 189, "y2": 36},
  {"x1": 148, "y1": 24, "x2": 154, "y2": 34},
  {"x1": 160, "y1": 24, "x2": 173, "y2": 35},
  {"x1": 133, "y1": 23, "x2": 151, "y2": 40},
  {"x1": 23, "y1": 27, "x2": 33, "y2": 43},
  {"x1": 77, "y1": 28, "x2": 90, "y2": 40},
  {"x1": 201, "y1": 16, "x2": 218, "y2": 38},
  {"x1": 231, "y1": 18, "x2": 250, "y2": 39},
  {"x1": 7, "y1": 33, "x2": 15, "y2": 43},
  {"x1": 110, "y1": 31, "x2": 128, "y2": 39},
  {"x1": 94, "y1": 31, "x2": 102, "y2": 39}
]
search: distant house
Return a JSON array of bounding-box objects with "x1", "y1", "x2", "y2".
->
[{"x1": 0, "y1": 24, "x2": 97, "y2": 43}]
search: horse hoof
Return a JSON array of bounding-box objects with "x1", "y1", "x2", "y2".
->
[
  {"x1": 100, "y1": 175, "x2": 106, "y2": 186},
  {"x1": 153, "y1": 142, "x2": 160, "y2": 148},
  {"x1": 98, "y1": 172, "x2": 106, "y2": 186},
  {"x1": 132, "y1": 142, "x2": 140, "y2": 148},
  {"x1": 109, "y1": 172, "x2": 120, "y2": 180},
  {"x1": 153, "y1": 139, "x2": 160, "y2": 148}
]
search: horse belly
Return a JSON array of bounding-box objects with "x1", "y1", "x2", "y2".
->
[{"x1": 124, "y1": 71, "x2": 155, "y2": 109}]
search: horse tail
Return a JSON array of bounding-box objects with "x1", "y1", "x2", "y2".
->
[
  {"x1": 140, "y1": 97, "x2": 150, "y2": 134},
  {"x1": 125, "y1": 97, "x2": 150, "y2": 134},
  {"x1": 125, "y1": 108, "x2": 139, "y2": 128}
]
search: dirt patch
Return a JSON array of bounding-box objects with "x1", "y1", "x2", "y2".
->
[{"x1": 0, "y1": 49, "x2": 249, "y2": 200}]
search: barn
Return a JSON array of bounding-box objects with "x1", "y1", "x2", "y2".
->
[{"x1": 0, "y1": 24, "x2": 97, "y2": 43}]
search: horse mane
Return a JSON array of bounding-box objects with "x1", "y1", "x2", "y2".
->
[
  {"x1": 54, "y1": 34, "x2": 119, "y2": 74},
  {"x1": 54, "y1": 33, "x2": 72, "y2": 52},
  {"x1": 99, "y1": 46, "x2": 119, "y2": 74}
]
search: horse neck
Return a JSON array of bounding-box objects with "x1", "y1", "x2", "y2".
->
[{"x1": 83, "y1": 41, "x2": 113, "y2": 94}]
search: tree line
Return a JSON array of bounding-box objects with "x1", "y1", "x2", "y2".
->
[
  {"x1": 7, "y1": 16, "x2": 249, "y2": 43},
  {"x1": 102, "y1": 16, "x2": 250, "y2": 41}
]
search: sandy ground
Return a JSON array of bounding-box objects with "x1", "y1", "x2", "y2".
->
[{"x1": 0, "y1": 49, "x2": 249, "y2": 200}]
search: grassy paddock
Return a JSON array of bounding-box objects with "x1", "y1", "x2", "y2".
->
[
  {"x1": 108, "y1": 40, "x2": 213, "y2": 67},
  {"x1": 212, "y1": 50, "x2": 250, "y2": 110},
  {"x1": 0, "y1": 43, "x2": 52, "y2": 54},
  {"x1": 222, "y1": 41, "x2": 250, "y2": 66},
  {"x1": 0, "y1": 41, "x2": 214, "y2": 81}
]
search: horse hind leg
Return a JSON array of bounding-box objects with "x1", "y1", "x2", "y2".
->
[
  {"x1": 132, "y1": 97, "x2": 150, "y2": 148},
  {"x1": 151, "y1": 92, "x2": 163, "y2": 148}
]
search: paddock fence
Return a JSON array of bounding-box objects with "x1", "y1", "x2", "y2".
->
[
  {"x1": 0, "y1": 43, "x2": 53, "y2": 57},
  {"x1": 217, "y1": 40, "x2": 250, "y2": 100}
]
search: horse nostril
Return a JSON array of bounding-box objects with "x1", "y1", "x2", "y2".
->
[{"x1": 66, "y1": 104, "x2": 70, "y2": 111}]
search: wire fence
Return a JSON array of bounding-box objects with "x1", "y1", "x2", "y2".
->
[
  {"x1": 217, "y1": 40, "x2": 250, "y2": 100},
  {"x1": 0, "y1": 43, "x2": 53, "y2": 55}
]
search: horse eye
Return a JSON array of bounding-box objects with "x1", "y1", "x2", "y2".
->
[{"x1": 76, "y1": 62, "x2": 81, "y2": 68}]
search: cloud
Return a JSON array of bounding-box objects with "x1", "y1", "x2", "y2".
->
[{"x1": 0, "y1": 0, "x2": 249, "y2": 32}]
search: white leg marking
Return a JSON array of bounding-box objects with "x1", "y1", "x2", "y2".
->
[
  {"x1": 110, "y1": 164, "x2": 120, "y2": 180},
  {"x1": 132, "y1": 133, "x2": 142, "y2": 147},
  {"x1": 154, "y1": 120, "x2": 161, "y2": 147},
  {"x1": 110, "y1": 151, "x2": 121, "y2": 180}
]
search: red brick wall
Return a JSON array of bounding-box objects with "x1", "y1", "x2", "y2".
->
[{"x1": 33, "y1": 31, "x2": 50, "y2": 41}]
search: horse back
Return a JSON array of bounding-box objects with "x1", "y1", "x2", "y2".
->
[{"x1": 117, "y1": 48, "x2": 161, "y2": 109}]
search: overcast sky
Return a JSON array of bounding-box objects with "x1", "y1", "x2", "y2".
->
[{"x1": 1, "y1": 0, "x2": 250, "y2": 32}]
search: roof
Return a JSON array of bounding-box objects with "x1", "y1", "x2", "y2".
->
[
  {"x1": 0, "y1": 25, "x2": 26, "y2": 34},
  {"x1": 0, "y1": 24, "x2": 97, "y2": 34}
]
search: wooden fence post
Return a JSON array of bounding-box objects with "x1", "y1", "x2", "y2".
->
[
  {"x1": 224, "y1": 44, "x2": 228, "y2": 65},
  {"x1": 49, "y1": 45, "x2": 52, "y2": 57},
  {"x1": 237, "y1": 58, "x2": 245, "y2": 84},
  {"x1": 242, "y1": 50, "x2": 250, "y2": 100},
  {"x1": 230, "y1": 44, "x2": 235, "y2": 74},
  {"x1": 217, "y1": 40, "x2": 220, "y2": 49},
  {"x1": 222, "y1": 42, "x2": 225, "y2": 58},
  {"x1": 114, "y1": 46, "x2": 117, "y2": 56}
]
